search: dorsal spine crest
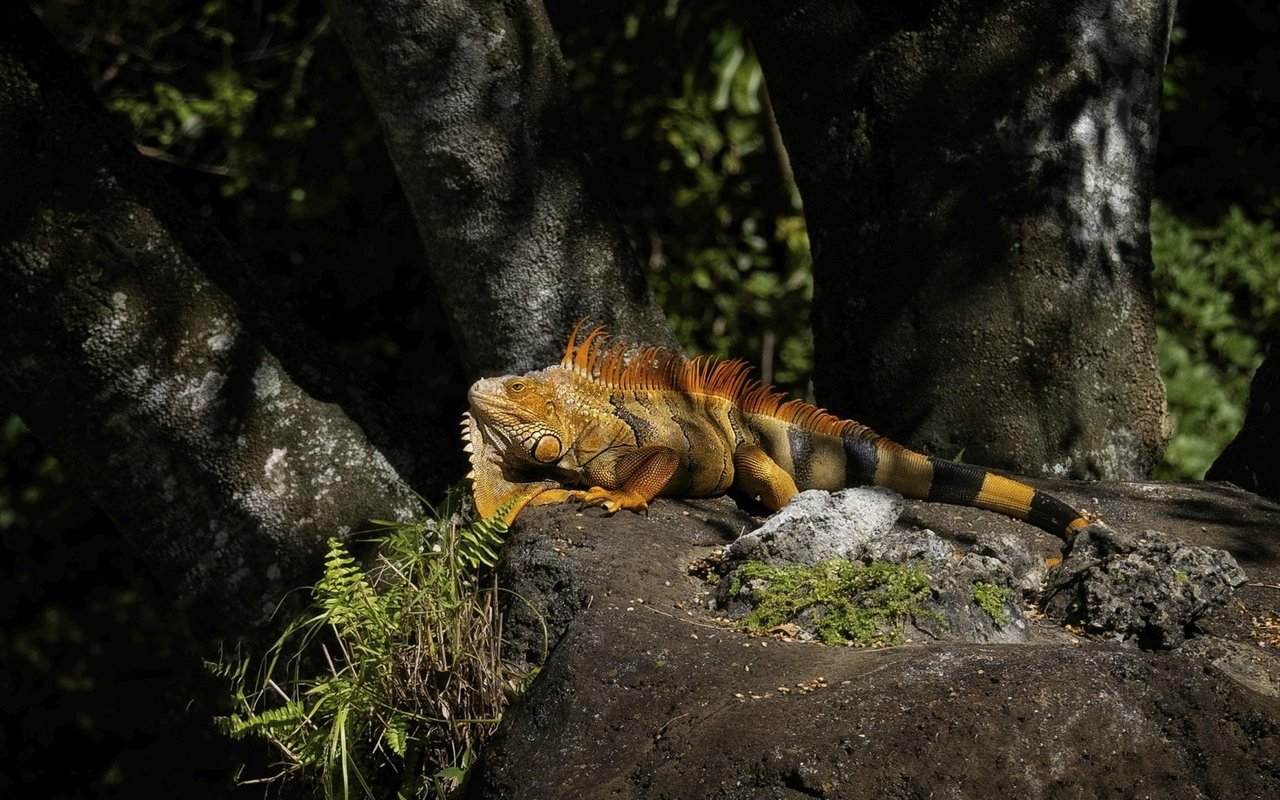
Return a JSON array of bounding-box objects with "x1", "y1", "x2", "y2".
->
[{"x1": 560, "y1": 324, "x2": 872, "y2": 440}]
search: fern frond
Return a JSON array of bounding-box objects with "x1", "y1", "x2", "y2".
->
[
  {"x1": 219, "y1": 699, "x2": 303, "y2": 739},
  {"x1": 455, "y1": 499, "x2": 516, "y2": 569},
  {"x1": 383, "y1": 713, "x2": 409, "y2": 758}
]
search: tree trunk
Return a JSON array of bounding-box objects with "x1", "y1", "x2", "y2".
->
[
  {"x1": 744, "y1": 0, "x2": 1172, "y2": 479},
  {"x1": 0, "y1": 5, "x2": 450, "y2": 648},
  {"x1": 323, "y1": 0, "x2": 675, "y2": 377},
  {"x1": 1209, "y1": 343, "x2": 1280, "y2": 501}
]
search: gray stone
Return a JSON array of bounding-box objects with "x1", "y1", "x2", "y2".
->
[
  {"x1": 862, "y1": 526, "x2": 955, "y2": 564},
  {"x1": 1042, "y1": 524, "x2": 1249, "y2": 649},
  {"x1": 910, "y1": 553, "x2": 1029, "y2": 645},
  {"x1": 975, "y1": 530, "x2": 1050, "y2": 593},
  {"x1": 726, "y1": 487, "x2": 903, "y2": 565}
]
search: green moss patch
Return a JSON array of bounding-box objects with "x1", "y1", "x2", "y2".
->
[
  {"x1": 972, "y1": 581, "x2": 1012, "y2": 625},
  {"x1": 728, "y1": 560, "x2": 932, "y2": 646}
]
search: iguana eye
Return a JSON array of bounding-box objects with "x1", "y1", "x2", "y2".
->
[
  {"x1": 531, "y1": 434, "x2": 562, "y2": 463},
  {"x1": 507, "y1": 380, "x2": 526, "y2": 394}
]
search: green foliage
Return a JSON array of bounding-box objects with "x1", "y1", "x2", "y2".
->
[
  {"x1": 559, "y1": 1, "x2": 813, "y2": 393},
  {"x1": 43, "y1": 0, "x2": 324, "y2": 198},
  {"x1": 0, "y1": 414, "x2": 68, "y2": 531},
  {"x1": 109, "y1": 68, "x2": 259, "y2": 147},
  {"x1": 1150, "y1": 201, "x2": 1280, "y2": 479},
  {"x1": 1160, "y1": 20, "x2": 1191, "y2": 114},
  {"x1": 971, "y1": 582, "x2": 1012, "y2": 625},
  {"x1": 1154, "y1": 4, "x2": 1279, "y2": 480},
  {"x1": 217, "y1": 487, "x2": 538, "y2": 799},
  {"x1": 729, "y1": 560, "x2": 932, "y2": 646}
]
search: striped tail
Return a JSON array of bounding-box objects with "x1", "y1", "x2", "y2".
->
[{"x1": 842, "y1": 435, "x2": 1089, "y2": 540}]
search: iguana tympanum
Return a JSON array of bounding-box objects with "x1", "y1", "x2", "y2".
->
[{"x1": 462, "y1": 323, "x2": 1090, "y2": 538}]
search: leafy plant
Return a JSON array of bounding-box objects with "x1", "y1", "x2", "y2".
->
[
  {"x1": 1150, "y1": 201, "x2": 1280, "y2": 479},
  {"x1": 216, "y1": 487, "x2": 537, "y2": 799}
]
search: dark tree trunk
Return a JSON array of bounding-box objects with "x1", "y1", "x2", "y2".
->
[
  {"x1": 744, "y1": 0, "x2": 1172, "y2": 479},
  {"x1": 1209, "y1": 343, "x2": 1280, "y2": 502},
  {"x1": 323, "y1": 0, "x2": 675, "y2": 377},
  {"x1": 0, "y1": 5, "x2": 453, "y2": 648}
]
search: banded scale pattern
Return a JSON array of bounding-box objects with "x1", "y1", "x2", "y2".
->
[{"x1": 462, "y1": 324, "x2": 1090, "y2": 538}]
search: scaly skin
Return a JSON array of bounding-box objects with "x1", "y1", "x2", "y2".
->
[{"x1": 463, "y1": 324, "x2": 1091, "y2": 537}]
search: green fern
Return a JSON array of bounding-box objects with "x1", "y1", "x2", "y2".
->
[
  {"x1": 214, "y1": 482, "x2": 544, "y2": 799},
  {"x1": 319, "y1": 539, "x2": 381, "y2": 637},
  {"x1": 221, "y1": 698, "x2": 309, "y2": 738},
  {"x1": 384, "y1": 713, "x2": 409, "y2": 758},
  {"x1": 455, "y1": 497, "x2": 517, "y2": 570}
]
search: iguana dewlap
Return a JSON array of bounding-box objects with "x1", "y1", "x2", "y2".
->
[{"x1": 462, "y1": 323, "x2": 1089, "y2": 538}]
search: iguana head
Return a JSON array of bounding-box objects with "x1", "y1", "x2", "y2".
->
[{"x1": 464, "y1": 371, "x2": 574, "y2": 473}]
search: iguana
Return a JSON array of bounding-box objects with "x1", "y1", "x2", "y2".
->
[{"x1": 462, "y1": 322, "x2": 1090, "y2": 538}]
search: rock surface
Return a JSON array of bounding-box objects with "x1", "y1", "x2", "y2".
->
[
  {"x1": 726, "y1": 488, "x2": 905, "y2": 565},
  {"x1": 1044, "y1": 524, "x2": 1249, "y2": 648},
  {"x1": 473, "y1": 480, "x2": 1280, "y2": 799}
]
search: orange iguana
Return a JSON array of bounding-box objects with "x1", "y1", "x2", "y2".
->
[{"x1": 462, "y1": 323, "x2": 1090, "y2": 538}]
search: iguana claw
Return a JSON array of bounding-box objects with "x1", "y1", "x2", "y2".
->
[{"x1": 578, "y1": 486, "x2": 649, "y2": 515}]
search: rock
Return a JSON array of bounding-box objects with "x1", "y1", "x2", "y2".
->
[
  {"x1": 974, "y1": 530, "x2": 1048, "y2": 592},
  {"x1": 1042, "y1": 524, "x2": 1249, "y2": 649},
  {"x1": 726, "y1": 487, "x2": 902, "y2": 565},
  {"x1": 717, "y1": 489, "x2": 1031, "y2": 645},
  {"x1": 474, "y1": 633, "x2": 1280, "y2": 800},
  {"x1": 717, "y1": 528, "x2": 1030, "y2": 645},
  {"x1": 912, "y1": 552, "x2": 1029, "y2": 644},
  {"x1": 474, "y1": 480, "x2": 1280, "y2": 798},
  {"x1": 861, "y1": 525, "x2": 955, "y2": 564},
  {"x1": 496, "y1": 495, "x2": 756, "y2": 670},
  {"x1": 1180, "y1": 637, "x2": 1280, "y2": 699}
]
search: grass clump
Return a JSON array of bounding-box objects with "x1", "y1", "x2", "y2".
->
[
  {"x1": 972, "y1": 581, "x2": 1012, "y2": 625},
  {"x1": 216, "y1": 486, "x2": 536, "y2": 799},
  {"x1": 730, "y1": 560, "x2": 931, "y2": 646}
]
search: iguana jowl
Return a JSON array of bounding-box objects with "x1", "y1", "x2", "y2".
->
[{"x1": 462, "y1": 323, "x2": 1090, "y2": 537}]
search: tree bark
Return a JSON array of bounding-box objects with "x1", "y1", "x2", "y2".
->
[
  {"x1": 0, "y1": 5, "x2": 450, "y2": 647},
  {"x1": 1209, "y1": 343, "x2": 1280, "y2": 502},
  {"x1": 744, "y1": 0, "x2": 1172, "y2": 479},
  {"x1": 323, "y1": 0, "x2": 675, "y2": 378}
]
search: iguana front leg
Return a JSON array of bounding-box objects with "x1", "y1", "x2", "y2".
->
[
  {"x1": 470, "y1": 464, "x2": 568, "y2": 527},
  {"x1": 579, "y1": 445, "x2": 681, "y2": 514},
  {"x1": 466, "y1": 411, "x2": 579, "y2": 525},
  {"x1": 733, "y1": 444, "x2": 799, "y2": 510}
]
